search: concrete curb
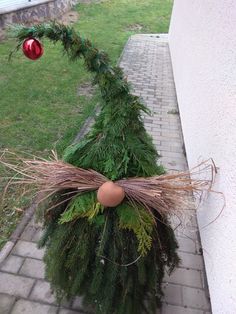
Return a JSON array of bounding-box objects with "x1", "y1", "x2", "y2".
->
[
  {"x1": 0, "y1": 241, "x2": 14, "y2": 264},
  {"x1": 0, "y1": 200, "x2": 37, "y2": 266},
  {"x1": 73, "y1": 105, "x2": 100, "y2": 144}
]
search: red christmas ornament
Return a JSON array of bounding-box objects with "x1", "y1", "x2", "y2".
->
[{"x1": 22, "y1": 38, "x2": 44, "y2": 60}]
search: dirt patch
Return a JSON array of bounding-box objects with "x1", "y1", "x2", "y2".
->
[
  {"x1": 0, "y1": 29, "x2": 6, "y2": 41},
  {"x1": 77, "y1": 82, "x2": 96, "y2": 98},
  {"x1": 58, "y1": 10, "x2": 79, "y2": 25},
  {"x1": 167, "y1": 109, "x2": 179, "y2": 115},
  {"x1": 78, "y1": 0, "x2": 105, "y2": 3},
  {"x1": 126, "y1": 23, "x2": 145, "y2": 31}
]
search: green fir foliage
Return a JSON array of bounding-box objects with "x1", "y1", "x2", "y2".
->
[
  {"x1": 117, "y1": 203, "x2": 155, "y2": 256},
  {"x1": 59, "y1": 192, "x2": 104, "y2": 224},
  {"x1": 12, "y1": 23, "x2": 179, "y2": 314}
]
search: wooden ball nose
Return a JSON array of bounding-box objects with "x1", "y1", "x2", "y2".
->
[{"x1": 97, "y1": 181, "x2": 125, "y2": 207}]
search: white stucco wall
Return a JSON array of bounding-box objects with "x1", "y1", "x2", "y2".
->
[{"x1": 169, "y1": 1, "x2": 236, "y2": 313}]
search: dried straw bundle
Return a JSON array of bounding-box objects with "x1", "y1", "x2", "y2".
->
[{"x1": 0, "y1": 150, "x2": 217, "y2": 216}]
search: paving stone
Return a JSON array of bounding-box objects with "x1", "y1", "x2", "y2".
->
[
  {"x1": 143, "y1": 118, "x2": 153, "y2": 123},
  {"x1": 20, "y1": 258, "x2": 45, "y2": 279},
  {"x1": 1, "y1": 255, "x2": 24, "y2": 273},
  {"x1": 0, "y1": 293, "x2": 15, "y2": 314},
  {"x1": 170, "y1": 146, "x2": 184, "y2": 153},
  {"x1": 30, "y1": 280, "x2": 56, "y2": 304},
  {"x1": 0, "y1": 272, "x2": 34, "y2": 297},
  {"x1": 30, "y1": 280, "x2": 72, "y2": 307},
  {"x1": 152, "y1": 125, "x2": 162, "y2": 130},
  {"x1": 59, "y1": 309, "x2": 82, "y2": 314},
  {"x1": 159, "y1": 157, "x2": 187, "y2": 169},
  {"x1": 72, "y1": 296, "x2": 83, "y2": 310},
  {"x1": 179, "y1": 252, "x2": 204, "y2": 270},
  {"x1": 196, "y1": 240, "x2": 203, "y2": 255},
  {"x1": 161, "y1": 139, "x2": 182, "y2": 146},
  {"x1": 177, "y1": 237, "x2": 197, "y2": 254},
  {"x1": 60, "y1": 298, "x2": 73, "y2": 308},
  {"x1": 29, "y1": 217, "x2": 43, "y2": 228},
  {"x1": 32, "y1": 228, "x2": 44, "y2": 242},
  {"x1": 188, "y1": 216, "x2": 198, "y2": 229},
  {"x1": 164, "y1": 268, "x2": 202, "y2": 288},
  {"x1": 161, "y1": 132, "x2": 182, "y2": 140},
  {"x1": 12, "y1": 240, "x2": 45, "y2": 260},
  {"x1": 168, "y1": 125, "x2": 181, "y2": 131},
  {"x1": 0, "y1": 242, "x2": 15, "y2": 265},
  {"x1": 182, "y1": 287, "x2": 210, "y2": 311},
  {"x1": 153, "y1": 140, "x2": 161, "y2": 146},
  {"x1": 20, "y1": 225, "x2": 37, "y2": 241},
  {"x1": 175, "y1": 228, "x2": 198, "y2": 240},
  {"x1": 161, "y1": 154, "x2": 186, "y2": 162},
  {"x1": 162, "y1": 283, "x2": 182, "y2": 306},
  {"x1": 162, "y1": 303, "x2": 204, "y2": 314},
  {"x1": 11, "y1": 299, "x2": 58, "y2": 314},
  {"x1": 159, "y1": 145, "x2": 175, "y2": 152},
  {"x1": 153, "y1": 134, "x2": 162, "y2": 140}
]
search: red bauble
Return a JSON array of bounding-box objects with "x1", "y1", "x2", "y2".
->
[{"x1": 22, "y1": 38, "x2": 44, "y2": 60}]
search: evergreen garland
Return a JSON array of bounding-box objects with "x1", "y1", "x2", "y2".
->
[{"x1": 12, "y1": 23, "x2": 180, "y2": 314}]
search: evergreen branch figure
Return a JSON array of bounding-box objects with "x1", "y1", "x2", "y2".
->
[{"x1": 11, "y1": 23, "x2": 180, "y2": 314}]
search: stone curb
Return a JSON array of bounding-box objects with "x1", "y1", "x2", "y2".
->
[
  {"x1": 117, "y1": 36, "x2": 131, "y2": 65},
  {"x1": 73, "y1": 106, "x2": 100, "y2": 144},
  {"x1": 0, "y1": 201, "x2": 37, "y2": 266},
  {"x1": 0, "y1": 241, "x2": 14, "y2": 264}
]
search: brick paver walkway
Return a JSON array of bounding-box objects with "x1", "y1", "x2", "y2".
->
[{"x1": 0, "y1": 34, "x2": 211, "y2": 314}]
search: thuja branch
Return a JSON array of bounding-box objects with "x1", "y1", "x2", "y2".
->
[{"x1": 10, "y1": 22, "x2": 149, "y2": 114}]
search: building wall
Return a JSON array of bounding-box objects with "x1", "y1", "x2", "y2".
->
[{"x1": 169, "y1": 1, "x2": 236, "y2": 313}]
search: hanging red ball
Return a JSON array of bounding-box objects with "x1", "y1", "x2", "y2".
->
[{"x1": 22, "y1": 38, "x2": 44, "y2": 60}]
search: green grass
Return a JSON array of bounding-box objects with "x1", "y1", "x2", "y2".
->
[{"x1": 0, "y1": 0, "x2": 173, "y2": 248}]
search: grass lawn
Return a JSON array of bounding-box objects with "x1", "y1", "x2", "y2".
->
[{"x1": 0, "y1": 0, "x2": 173, "y2": 248}]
